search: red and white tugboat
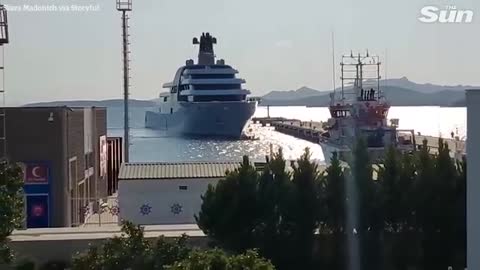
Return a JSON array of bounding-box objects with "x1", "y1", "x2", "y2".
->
[{"x1": 319, "y1": 52, "x2": 415, "y2": 163}]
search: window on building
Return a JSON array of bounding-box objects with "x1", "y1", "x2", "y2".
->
[
  {"x1": 179, "y1": 185, "x2": 188, "y2": 190},
  {"x1": 84, "y1": 152, "x2": 94, "y2": 170}
]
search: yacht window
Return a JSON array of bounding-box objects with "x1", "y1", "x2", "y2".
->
[
  {"x1": 195, "y1": 84, "x2": 241, "y2": 90},
  {"x1": 194, "y1": 95, "x2": 244, "y2": 102},
  {"x1": 190, "y1": 74, "x2": 235, "y2": 79}
]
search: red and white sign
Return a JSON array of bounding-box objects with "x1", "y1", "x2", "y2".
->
[{"x1": 24, "y1": 164, "x2": 49, "y2": 184}]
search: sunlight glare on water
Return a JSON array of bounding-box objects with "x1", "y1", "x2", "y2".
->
[{"x1": 107, "y1": 106, "x2": 466, "y2": 163}]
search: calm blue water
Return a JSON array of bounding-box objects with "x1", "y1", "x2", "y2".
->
[{"x1": 107, "y1": 106, "x2": 466, "y2": 163}]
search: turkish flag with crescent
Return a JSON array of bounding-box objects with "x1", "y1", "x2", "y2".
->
[{"x1": 25, "y1": 164, "x2": 48, "y2": 184}]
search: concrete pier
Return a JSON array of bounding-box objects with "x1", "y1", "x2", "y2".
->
[{"x1": 252, "y1": 117, "x2": 466, "y2": 157}]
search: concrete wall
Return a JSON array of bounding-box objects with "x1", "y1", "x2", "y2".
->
[
  {"x1": 9, "y1": 235, "x2": 209, "y2": 267},
  {"x1": 467, "y1": 89, "x2": 480, "y2": 270},
  {"x1": 119, "y1": 178, "x2": 220, "y2": 224},
  {"x1": 65, "y1": 109, "x2": 85, "y2": 227},
  {"x1": 94, "y1": 108, "x2": 108, "y2": 198}
]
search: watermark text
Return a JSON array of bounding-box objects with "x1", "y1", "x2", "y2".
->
[{"x1": 419, "y1": 5, "x2": 474, "y2": 23}]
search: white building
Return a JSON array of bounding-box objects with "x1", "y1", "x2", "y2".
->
[
  {"x1": 467, "y1": 89, "x2": 480, "y2": 270},
  {"x1": 118, "y1": 161, "x2": 242, "y2": 225}
]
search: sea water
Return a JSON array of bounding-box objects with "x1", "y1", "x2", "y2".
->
[{"x1": 107, "y1": 106, "x2": 466, "y2": 163}]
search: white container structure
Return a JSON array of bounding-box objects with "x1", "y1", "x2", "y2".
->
[{"x1": 118, "y1": 162, "x2": 241, "y2": 225}]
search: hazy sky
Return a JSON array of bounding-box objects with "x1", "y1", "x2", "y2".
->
[{"x1": 2, "y1": 0, "x2": 479, "y2": 105}]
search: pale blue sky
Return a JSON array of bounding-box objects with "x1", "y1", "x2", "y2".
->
[{"x1": 3, "y1": 0, "x2": 479, "y2": 105}]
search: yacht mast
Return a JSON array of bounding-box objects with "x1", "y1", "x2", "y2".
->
[{"x1": 193, "y1": 33, "x2": 217, "y2": 65}]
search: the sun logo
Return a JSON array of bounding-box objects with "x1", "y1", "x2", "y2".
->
[{"x1": 419, "y1": 5, "x2": 474, "y2": 23}]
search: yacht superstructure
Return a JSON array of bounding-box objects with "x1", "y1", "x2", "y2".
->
[{"x1": 145, "y1": 33, "x2": 257, "y2": 138}]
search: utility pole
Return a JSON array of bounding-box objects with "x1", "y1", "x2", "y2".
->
[{"x1": 116, "y1": 0, "x2": 132, "y2": 162}]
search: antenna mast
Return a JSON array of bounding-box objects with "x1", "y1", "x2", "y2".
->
[
  {"x1": 331, "y1": 31, "x2": 336, "y2": 95},
  {"x1": 385, "y1": 48, "x2": 388, "y2": 89},
  {"x1": 117, "y1": 0, "x2": 132, "y2": 163}
]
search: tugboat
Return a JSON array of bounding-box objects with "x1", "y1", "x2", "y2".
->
[
  {"x1": 145, "y1": 33, "x2": 257, "y2": 138},
  {"x1": 319, "y1": 52, "x2": 416, "y2": 163}
]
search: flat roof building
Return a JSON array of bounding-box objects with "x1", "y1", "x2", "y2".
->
[
  {"x1": 1, "y1": 107, "x2": 110, "y2": 228},
  {"x1": 118, "y1": 161, "x2": 244, "y2": 225}
]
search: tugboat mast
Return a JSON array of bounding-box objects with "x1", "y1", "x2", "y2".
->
[{"x1": 338, "y1": 51, "x2": 382, "y2": 105}]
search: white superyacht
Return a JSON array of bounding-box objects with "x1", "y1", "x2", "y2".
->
[{"x1": 145, "y1": 33, "x2": 257, "y2": 138}]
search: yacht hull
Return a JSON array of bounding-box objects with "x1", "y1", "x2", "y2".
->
[{"x1": 145, "y1": 101, "x2": 257, "y2": 138}]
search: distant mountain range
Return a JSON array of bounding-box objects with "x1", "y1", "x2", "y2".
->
[
  {"x1": 260, "y1": 77, "x2": 473, "y2": 107},
  {"x1": 25, "y1": 78, "x2": 474, "y2": 108},
  {"x1": 25, "y1": 99, "x2": 156, "y2": 107}
]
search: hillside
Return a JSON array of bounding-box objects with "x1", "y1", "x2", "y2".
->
[
  {"x1": 22, "y1": 78, "x2": 473, "y2": 108},
  {"x1": 262, "y1": 86, "x2": 323, "y2": 100},
  {"x1": 379, "y1": 77, "x2": 476, "y2": 94},
  {"x1": 25, "y1": 99, "x2": 156, "y2": 108},
  {"x1": 260, "y1": 78, "x2": 472, "y2": 107}
]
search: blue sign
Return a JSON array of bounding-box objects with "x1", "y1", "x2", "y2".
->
[
  {"x1": 26, "y1": 195, "x2": 49, "y2": 228},
  {"x1": 22, "y1": 161, "x2": 52, "y2": 228}
]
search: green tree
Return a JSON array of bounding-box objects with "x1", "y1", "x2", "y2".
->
[
  {"x1": 346, "y1": 138, "x2": 383, "y2": 270},
  {"x1": 322, "y1": 151, "x2": 347, "y2": 269},
  {"x1": 0, "y1": 162, "x2": 24, "y2": 264},
  {"x1": 455, "y1": 156, "x2": 466, "y2": 268},
  {"x1": 432, "y1": 139, "x2": 457, "y2": 268},
  {"x1": 378, "y1": 146, "x2": 401, "y2": 232},
  {"x1": 254, "y1": 149, "x2": 293, "y2": 267},
  {"x1": 378, "y1": 147, "x2": 416, "y2": 270},
  {"x1": 285, "y1": 148, "x2": 322, "y2": 268},
  {"x1": 413, "y1": 138, "x2": 465, "y2": 270},
  {"x1": 168, "y1": 249, "x2": 275, "y2": 270},
  {"x1": 72, "y1": 221, "x2": 191, "y2": 270},
  {"x1": 196, "y1": 156, "x2": 261, "y2": 252},
  {"x1": 196, "y1": 149, "x2": 324, "y2": 269}
]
